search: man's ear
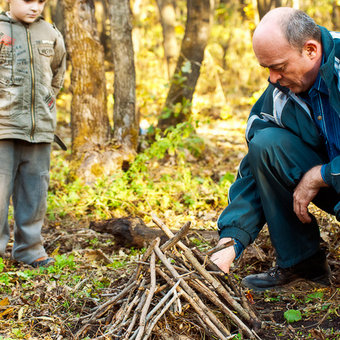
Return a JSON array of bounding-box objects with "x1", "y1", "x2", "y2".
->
[{"x1": 303, "y1": 40, "x2": 321, "y2": 59}]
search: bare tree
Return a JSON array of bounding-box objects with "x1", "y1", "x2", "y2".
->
[
  {"x1": 332, "y1": 1, "x2": 340, "y2": 30},
  {"x1": 156, "y1": 0, "x2": 179, "y2": 79},
  {"x1": 62, "y1": 0, "x2": 112, "y2": 180},
  {"x1": 256, "y1": 0, "x2": 282, "y2": 20},
  {"x1": 108, "y1": 0, "x2": 138, "y2": 153},
  {"x1": 157, "y1": 0, "x2": 213, "y2": 130}
]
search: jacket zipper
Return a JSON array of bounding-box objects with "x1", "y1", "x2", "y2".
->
[{"x1": 26, "y1": 27, "x2": 35, "y2": 141}]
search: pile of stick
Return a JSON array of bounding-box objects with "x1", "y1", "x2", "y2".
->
[{"x1": 76, "y1": 215, "x2": 262, "y2": 340}]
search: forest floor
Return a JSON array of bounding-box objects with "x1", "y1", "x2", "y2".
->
[{"x1": 0, "y1": 114, "x2": 339, "y2": 340}]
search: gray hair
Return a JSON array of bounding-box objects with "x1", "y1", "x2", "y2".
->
[{"x1": 281, "y1": 10, "x2": 321, "y2": 51}]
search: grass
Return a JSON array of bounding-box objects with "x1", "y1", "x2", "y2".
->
[{"x1": 47, "y1": 120, "x2": 233, "y2": 226}]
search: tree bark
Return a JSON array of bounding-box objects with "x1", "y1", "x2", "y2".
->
[
  {"x1": 157, "y1": 0, "x2": 213, "y2": 130},
  {"x1": 50, "y1": 0, "x2": 65, "y2": 35},
  {"x1": 156, "y1": 0, "x2": 179, "y2": 79},
  {"x1": 332, "y1": 2, "x2": 340, "y2": 30},
  {"x1": 256, "y1": 0, "x2": 281, "y2": 20},
  {"x1": 108, "y1": 0, "x2": 139, "y2": 153},
  {"x1": 97, "y1": 0, "x2": 113, "y2": 66},
  {"x1": 62, "y1": 0, "x2": 112, "y2": 180}
]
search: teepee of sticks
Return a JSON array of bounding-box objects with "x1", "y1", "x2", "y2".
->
[{"x1": 76, "y1": 215, "x2": 263, "y2": 340}]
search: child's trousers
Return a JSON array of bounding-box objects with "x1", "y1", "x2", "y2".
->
[{"x1": 0, "y1": 140, "x2": 51, "y2": 264}]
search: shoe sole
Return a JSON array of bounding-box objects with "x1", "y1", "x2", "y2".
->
[
  {"x1": 242, "y1": 275, "x2": 330, "y2": 292},
  {"x1": 31, "y1": 257, "x2": 55, "y2": 268}
]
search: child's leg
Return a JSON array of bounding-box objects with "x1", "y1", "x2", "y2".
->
[
  {"x1": 0, "y1": 141, "x2": 16, "y2": 256},
  {"x1": 12, "y1": 142, "x2": 51, "y2": 264}
]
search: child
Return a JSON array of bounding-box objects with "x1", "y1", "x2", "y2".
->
[{"x1": 0, "y1": 0, "x2": 66, "y2": 267}]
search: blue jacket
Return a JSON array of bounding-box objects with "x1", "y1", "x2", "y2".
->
[{"x1": 217, "y1": 26, "x2": 340, "y2": 247}]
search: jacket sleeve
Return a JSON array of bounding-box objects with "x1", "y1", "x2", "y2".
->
[
  {"x1": 322, "y1": 156, "x2": 340, "y2": 193},
  {"x1": 217, "y1": 155, "x2": 266, "y2": 248},
  {"x1": 51, "y1": 29, "x2": 66, "y2": 96},
  {"x1": 217, "y1": 86, "x2": 278, "y2": 247}
]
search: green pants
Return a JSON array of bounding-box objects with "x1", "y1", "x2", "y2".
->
[{"x1": 218, "y1": 127, "x2": 339, "y2": 268}]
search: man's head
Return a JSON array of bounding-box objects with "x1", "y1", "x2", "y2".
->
[
  {"x1": 7, "y1": 0, "x2": 46, "y2": 24},
  {"x1": 253, "y1": 7, "x2": 322, "y2": 93}
]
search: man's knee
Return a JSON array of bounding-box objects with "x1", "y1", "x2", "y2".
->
[{"x1": 248, "y1": 128, "x2": 294, "y2": 164}]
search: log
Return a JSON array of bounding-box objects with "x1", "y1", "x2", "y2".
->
[{"x1": 89, "y1": 216, "x2": 219, "y2": 248}]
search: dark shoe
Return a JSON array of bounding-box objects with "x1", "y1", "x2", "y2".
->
[
  {"x1": 242, "y1": 250, "x2": 331, "y2": 291},
  {"x1": 31, "y1": 257, "x2": 55, "y2": 268}
]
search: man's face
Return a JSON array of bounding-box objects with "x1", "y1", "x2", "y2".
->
[
  {"x1": 253, "y1": 33, "x2": 319, "y2": 94},
  {"x1": 8, "y1": 0, "x2": 46, "y2": 24}
]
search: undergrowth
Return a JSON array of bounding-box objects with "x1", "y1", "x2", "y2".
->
[{"x1": 47, "y1": 121, "x2": 233, "y2": 225}]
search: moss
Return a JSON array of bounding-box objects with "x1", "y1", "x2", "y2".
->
[{"x1": 90, "y1": 163, "x2": 105, "y2": 177}]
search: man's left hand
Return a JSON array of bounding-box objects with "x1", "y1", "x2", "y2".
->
[{"x1": 293, "y1": 165, "x2": 328, "y2": 223}]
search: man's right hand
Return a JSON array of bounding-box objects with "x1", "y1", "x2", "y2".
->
[{"x1": 210, "y1": 237, "x2": 236, "y2": 274}]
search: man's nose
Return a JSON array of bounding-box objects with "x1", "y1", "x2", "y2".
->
[{"x1": 269, "y1": 69, "x2": 282, "y2": 84}]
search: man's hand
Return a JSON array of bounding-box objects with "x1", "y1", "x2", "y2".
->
[
  {"x1": 293, "y1": 165, "x2": 328, "y2": 223},
  {"x1": 210, "y1": 237, "x2": 236, "y2": 274}
]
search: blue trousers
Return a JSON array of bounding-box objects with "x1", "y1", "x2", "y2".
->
[
  {"x1": 219, "y1": 127, "x2": 339, "y2": 268},
  {"x1": 0, "y1": 140, "x2": 51, "y2": 264}
]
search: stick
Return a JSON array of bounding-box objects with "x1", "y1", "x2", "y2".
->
[
  {"x1": 146, "y1": 279, "x2": 182, "y2": 322},
  {"x1": 154, "y1": 245, "x2": 231, "y2": 339},
  {"x1": 135, "y1": 237, "x2": 161, "y2": 280},
  {"x1": 122, "y1": 291, "x2": 147, "y2": 340},
  {"x1": 203, "y1": 240, "x2": 235, "y2": 256},
  {"x1": 152, "y1": 214, "x2": 257, "y2": 324},
  {"x1": 160, "y1": 221, "x2": 191, "y2": 252},
  {"x1": 84, "y1": 280, "x2": 137, "y2": 323},
  {"x1": 190, "y1": 279, "x2": 257, "y2": 339},
  {"x1": 135, "y1": 243, "x2": 158, "y2": 340},
  {"x1": 142, "y1": 290, "x2": 183, "y2": 340},
  {"x1": 156, "y1": 267, "x2": 230, "y2": 339}
]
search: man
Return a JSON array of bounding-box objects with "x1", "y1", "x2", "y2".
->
[{"x1": 211, "y1": 7, "x2": 340, "y2": 291}]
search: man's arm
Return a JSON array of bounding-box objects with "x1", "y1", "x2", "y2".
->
[{"x1": 293, "y1": 165, "x2": 329, "y2": 223}]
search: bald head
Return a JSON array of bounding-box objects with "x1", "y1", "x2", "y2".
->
[
  {"x1": 252, "y1": 7, "x2": 323, "y2": 93},
  {"x1": 253, "y1": 7, "x2": 321, "y2": 52}
]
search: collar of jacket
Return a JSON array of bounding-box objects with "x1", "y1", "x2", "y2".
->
[
  {"x1": 267, "y1": 25, "x2": 340, "y2": 117},
  {"x1": 318, "y1": 26, "x2": 340, "y2": 116}
]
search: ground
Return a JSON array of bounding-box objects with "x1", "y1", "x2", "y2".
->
[{"x1": 0, "y1": 115, "x2": 339, "y2": 339}]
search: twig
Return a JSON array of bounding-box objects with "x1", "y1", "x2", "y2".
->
[
  {"x1": 160, "y1": 221, "x2": 191, "y2": 252},
  {"x1": 142, "y1": 290, "x2": 183, "y2": 340},
  {"x1": 122, "y1": 290, "x2": 147, "y2": 340},
  {"x1": 135, "y1": 248, "x2": 157, "y2": 340},
  {"x1": 84, "y1": 281, "x2": 137, "y2": 323},
  {"x1": 135, "y1": 237, "x2": 161, "y2": 280},
  {"x1": 154, "y1": 244, "x2": 231, "y2": 339},
  {"x1": 152, "y1": 214, "x2": 258, "y2": 325},
  {"x1": 190, "y1": 279, "x2": 257, "y2": 339},
  {"x1": 203, "y1": 240, "x2": 235, "y2": 256},
  {"x1": 146, "y1": 279, "x2": 182, "y2": 322}
]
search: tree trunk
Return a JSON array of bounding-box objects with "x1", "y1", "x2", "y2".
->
[
  {"x1": 256, "y1": 0, "x2": 281, "y2": 20},
  {"x1": 332, "y1": 2, "x2": 340, "y2": 30},
  {"x1": 108, "y1": 0, "x2": 138, "y2": 153},
  {"x1": 96, "y1": 0, "x2": 113, "y2": 66},
  {"x1": 50, "y1": 0, "x2": 65, "y2": 35},
  {"x1": 62, "y1": 0, "x2": 112, "y2": 180},
  {"x1": 157, "y1": 0, "x2": 212, "y2": 130},
  {"x1": 156, "y1": 0, "x2": 179, "y2": 79}
]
